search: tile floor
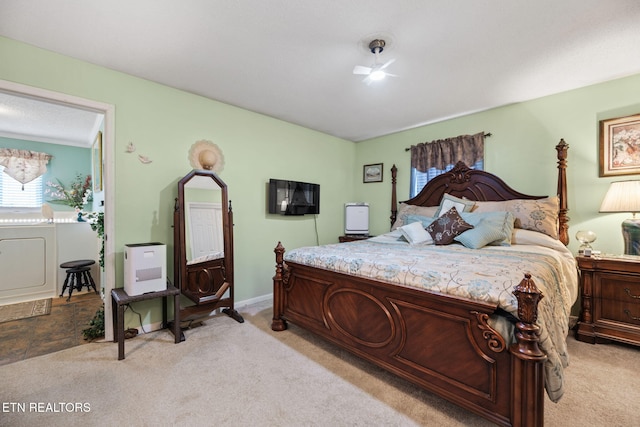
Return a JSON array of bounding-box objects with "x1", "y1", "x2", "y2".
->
[{"x1": 0, "y1": 292, "x2": 103, "y2": 366}]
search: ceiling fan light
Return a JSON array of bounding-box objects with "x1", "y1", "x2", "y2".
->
[{"x1": 369, "y1": 70, "x2": 386, "y2": 81}]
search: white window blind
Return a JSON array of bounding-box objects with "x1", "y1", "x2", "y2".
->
[
  {"x1": 410, "y1": 160, "x2": 484, "y2": 198},
  {"x1": 0, "y1": 166, "x2": 43, "y2": 208}
]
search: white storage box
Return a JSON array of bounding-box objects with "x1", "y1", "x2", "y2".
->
[{"x1": 124, "y1": 242, "x2": 166, "y2": 296}]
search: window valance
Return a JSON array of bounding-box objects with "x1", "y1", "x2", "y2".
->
[
  {"x1": 410, "y1": 132, "x2": 485, "y2": 172},
  {"x1": 0, "y1": 148, "x2": 52, "y2": 185}
]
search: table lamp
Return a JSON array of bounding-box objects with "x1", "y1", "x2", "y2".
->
[{"x1": 599, "y1": 180, "x2": 640, "y2": 255}]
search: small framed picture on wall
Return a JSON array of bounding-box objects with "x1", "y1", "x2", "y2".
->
[
  {"x1": 363, "y1": 163, "x2": 383, "y2": 183},
  {"x1": 599, "y1": 113, "x2": 640, "y2": 177}
]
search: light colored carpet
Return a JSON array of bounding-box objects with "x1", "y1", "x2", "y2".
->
[
  {"x1": 0, "y1": 301, "x2": 637, "y2": 426},
  {"x1": 0, "y1": 298, "x2": 51, "y2": 324}
]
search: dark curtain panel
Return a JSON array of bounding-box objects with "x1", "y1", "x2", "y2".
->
[{"x1": 410, "y1": 132, "x2": 485, "y2": 172}]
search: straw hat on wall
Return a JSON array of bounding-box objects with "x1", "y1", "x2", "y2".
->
[{"x1": 188, "y1": 140, "x2": 225, "y2": 173}]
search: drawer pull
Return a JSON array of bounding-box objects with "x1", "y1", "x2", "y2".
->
[
  {"x1": 624, "y1": 288, "x2": 640, "y2": 299},
  {"x1": 624, "y1": 309, "x2": 640, "y2": 321}
]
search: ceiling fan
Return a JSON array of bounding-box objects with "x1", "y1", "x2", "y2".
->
[{"x1": 353, "y1": 39, "x2": 397, "y2": 85}]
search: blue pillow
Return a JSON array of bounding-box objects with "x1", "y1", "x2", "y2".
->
[
  {"x1": 455, "y1": 211, "x2": 515, "y2": 249},
  {"x1": 404, "y1": 214, "x2": 436, "y2": 228}
]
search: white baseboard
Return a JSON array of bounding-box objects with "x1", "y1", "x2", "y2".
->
[{"x1": 236, "y1": 292, "x2": 273, "y2": 308}]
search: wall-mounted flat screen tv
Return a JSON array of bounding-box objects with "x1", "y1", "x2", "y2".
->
[{"x1": 268, "y1": 179, "x2": 320, "y2": 215}]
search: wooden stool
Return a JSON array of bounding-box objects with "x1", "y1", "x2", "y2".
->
[{"x1": 60, "y1": 259, "x2": 98, "y2": 301}]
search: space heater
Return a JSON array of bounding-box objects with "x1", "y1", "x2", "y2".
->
[
  {"x1": 124, "y1": 242, "x2": 166, "y2": 296},
  {"x1": 345, "y1": 203, "x2": 369, "y2": 235}
]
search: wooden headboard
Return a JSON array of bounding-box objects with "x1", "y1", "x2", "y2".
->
[{"x1": 390, "y1": 139, "x2": 570, "y2": 245}]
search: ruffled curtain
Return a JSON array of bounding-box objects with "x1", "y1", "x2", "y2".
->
[
  {"x1": 410, "y1": 132, "x2": 485, "y2": 172},
  {"x1": 0, "y1": 148, "x2": 52, "y2": 186}
]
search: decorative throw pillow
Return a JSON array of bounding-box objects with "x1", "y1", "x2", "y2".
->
[
  {"x1": 392, "y1": 203, "x2": 439, "y2": 230},
  {"x1": 473, "y1": 197, "x2": 559, "y2": 240},
  {"x1": 399, "y1": 221, "x2": 433, "y2": 245},
  {"x1": 455, "y1": 212, "x2": 515, "y2": 249},
  {"x1": 458, "y1": 211, "x2": 516, "y2": 247},
  {"x1": 426, "y1": 207, "x2": 474, "y2": 245},
  {"x1": 435, "y1": 193, "x2": 476, "y2": 218}
]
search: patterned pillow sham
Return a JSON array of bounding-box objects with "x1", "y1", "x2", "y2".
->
[
  {"x1": 391, "y1": 203, "x2": 439, "y2": 230},
  {"x1": 472, "y1": 197, "x2": 559, "y2": 240},
  {"x1": 426, "y1": 207, "x2": 474, "y2": 245}
]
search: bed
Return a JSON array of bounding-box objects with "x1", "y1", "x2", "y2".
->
[{"x1": 271, "y1": 140, "x2": 574, "y2": 427}]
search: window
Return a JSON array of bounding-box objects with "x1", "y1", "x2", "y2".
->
[
  {"x1": 0, "y1": 166, "x2": 43, "y2": 208},
  {"x1": 408, "y1": 132, "x2": 486, "y2": 198},
  {"x1": 410, "y1": 160, "x2": 483, "y2": 198}
]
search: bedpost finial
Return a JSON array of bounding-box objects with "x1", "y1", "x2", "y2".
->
[
  {"x1": 513, "y1": 273, "x2": 544, "y2": 324},
  {"x1": 511, "y1": 274, "x2": 546, "y2": 359},
  {"x1": 275, "y1": 241, "x2": 285, "y2": 256},
  {"x1": 556, "y1": 138, "x2": 569, "y2": 160}
]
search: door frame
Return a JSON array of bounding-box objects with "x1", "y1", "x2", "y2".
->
[{"x1": 0, "y1": 79, "x2": 116, "y2": 340}]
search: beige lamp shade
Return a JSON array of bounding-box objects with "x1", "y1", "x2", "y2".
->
[{"x1": 599, "y1": 180, "x2": 640, "y2": 214}]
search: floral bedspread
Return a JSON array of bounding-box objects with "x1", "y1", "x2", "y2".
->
[{"x1": 284, "y1": 231, "x2": 577, "y2": 402}]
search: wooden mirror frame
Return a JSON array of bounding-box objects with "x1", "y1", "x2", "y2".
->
[{"x1": 173, "y1": 170, "x2": 244, "y2": 323}]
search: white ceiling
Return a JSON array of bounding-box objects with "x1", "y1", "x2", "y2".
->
[
  {"x1": 0, "y1": 91, "x2": 103, "y2": 147},
  {"x1": 1, "y1": 0, "x2": 640, "y2": 143}
]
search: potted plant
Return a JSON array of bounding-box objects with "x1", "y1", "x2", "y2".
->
[
  {"x1": 82, "y1": 307, "x2": 104, "y2": 340},
  {"x1": 82, "y1": 211, "x2": 105, "y2": 340},
  {"x1": 85, "y1": 211, "x2": 104, "y2": 269},
  {"x1": 45, "y1": 174, "x2": 93, "y2": 220}
]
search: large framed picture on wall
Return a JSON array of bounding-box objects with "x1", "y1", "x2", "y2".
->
[{"x1": 599, "y1": 113, "x2": 640, "y2": 177}]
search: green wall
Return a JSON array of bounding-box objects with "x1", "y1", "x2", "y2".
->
[
  {"x1": 0, "y1": 36, "x2": 355, "y2": 327},
  {"x1": 0, "y1": 136, "x2": 91, "y2": 211},
  {"x1": 3, "y1": 33, "x2": 640, "y2": 327},
  {"x1": 356, "y1": 73, "x2": 640, "y2": 255}
]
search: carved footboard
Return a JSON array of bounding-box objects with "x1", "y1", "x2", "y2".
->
[{"x1": 272, "y1": 242, "x2": 546, "y2": 427}]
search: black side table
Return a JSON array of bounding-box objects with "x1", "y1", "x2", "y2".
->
[{"x1": 111, "y1": 285, "x2": 183, "y2": 360}]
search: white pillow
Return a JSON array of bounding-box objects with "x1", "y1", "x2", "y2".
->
[
  {"x1": 435, "y1": 194, "x2": 476, "y2": 217},
  {"x1": 399, "y1": 221, "x2": 433, "y2": 245}
]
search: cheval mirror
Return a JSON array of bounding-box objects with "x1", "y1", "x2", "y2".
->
[{"x1": 173, "y1": 170, "x2": 244, "y2": 324}]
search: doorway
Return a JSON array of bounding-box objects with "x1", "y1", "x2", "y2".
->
[{"x1": 0, "y1": 79, "x2": 115, "y2": 341}]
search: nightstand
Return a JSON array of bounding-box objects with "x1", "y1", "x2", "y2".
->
[
  {"x1": 575, "y1": 255, "x2": 640, "y2": 346},
  {"x1": 339, "y1": 235, "x2": 372, "y2": 243}
]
